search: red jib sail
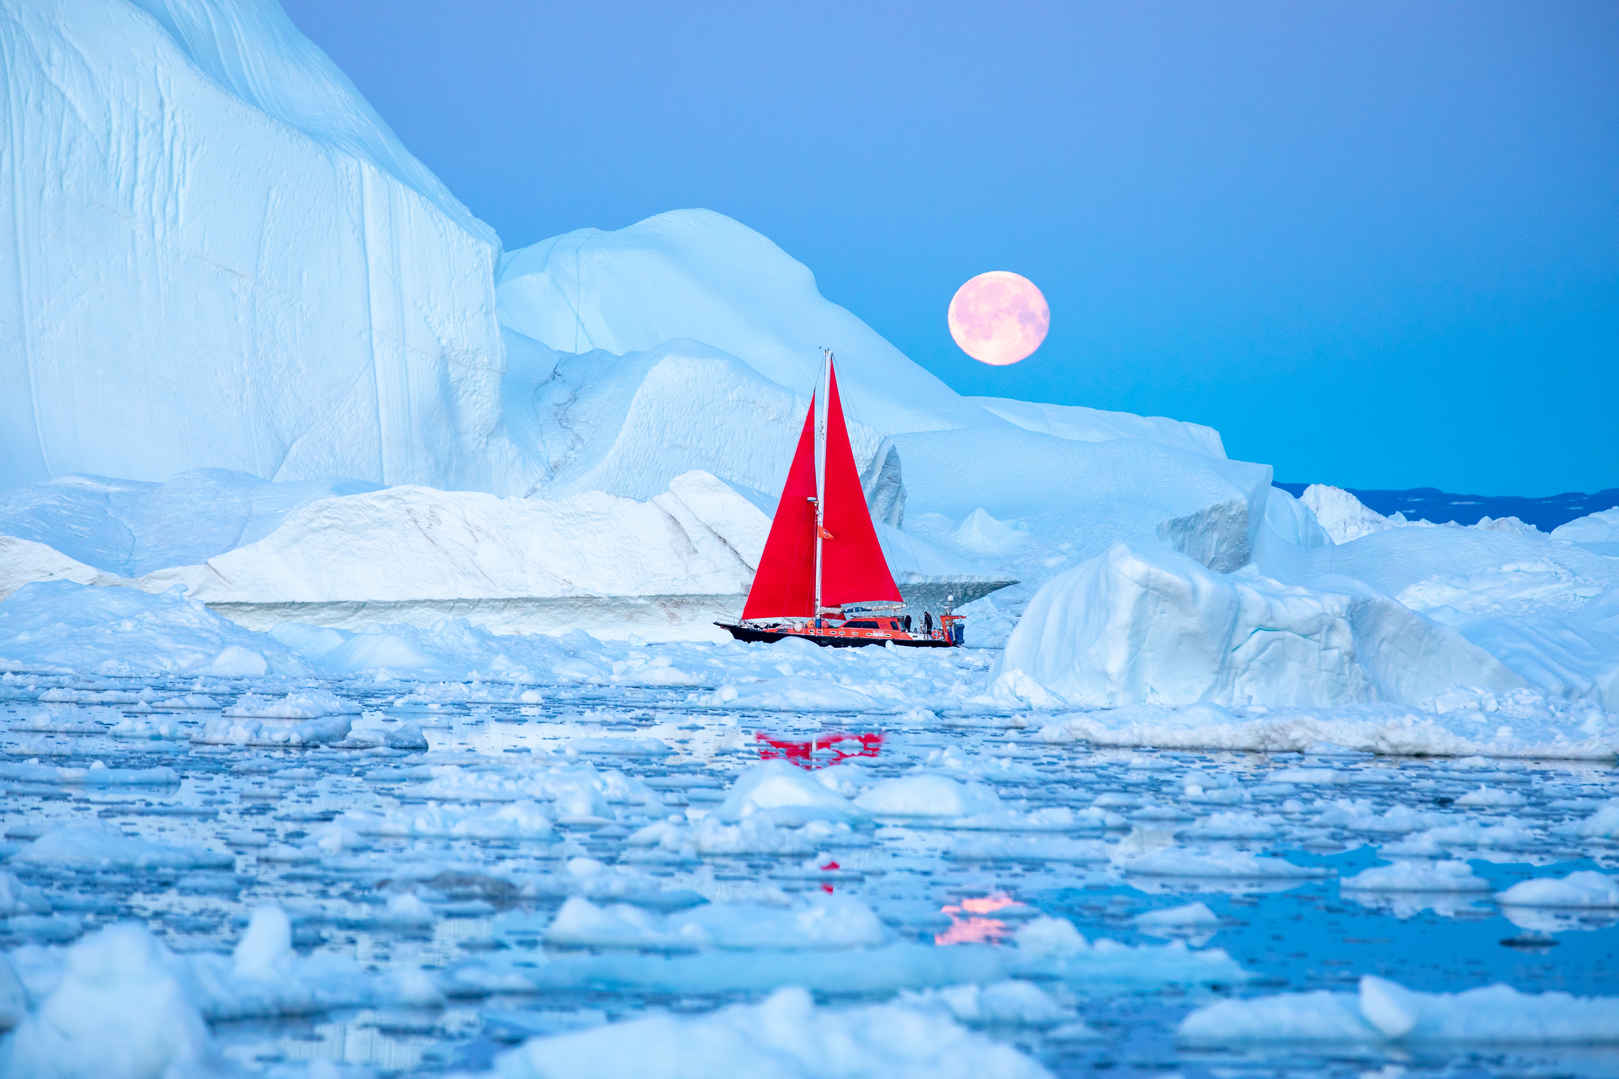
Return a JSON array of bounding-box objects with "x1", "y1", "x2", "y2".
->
[
  {"x1": 741, "y1": 359, "x2": 901, "y2": 620},
  {"x1": 741, "y1": 402, "x2": 818, "y2": 619}
]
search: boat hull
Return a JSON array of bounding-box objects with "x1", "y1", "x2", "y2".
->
[{"x1": 715, "y1": 622, "x2": 958, "y2": 648}]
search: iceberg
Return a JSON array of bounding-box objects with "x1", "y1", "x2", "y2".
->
[
  {"x1": 996, "y1": 543, "x2": 1522, "y2": 709},
  {"x1": 0, "y1": 0, "x2": 506, "y2": 492}
]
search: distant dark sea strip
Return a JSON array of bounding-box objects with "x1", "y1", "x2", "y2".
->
[{"x1": 1273, "y1": 484, "x2": 1619, "y2": 533}]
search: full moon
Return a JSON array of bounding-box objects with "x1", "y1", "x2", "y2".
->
[{"x1": 947, "y1": 271, "x2": 1050, "y2": 366}]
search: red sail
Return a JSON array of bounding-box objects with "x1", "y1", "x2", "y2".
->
[
  {"x1": 741, "y1": 400, "x2": 818, "y2": 620},
  {"x1": 820, "y1": 362, "x2": 902, "y2": 607}
]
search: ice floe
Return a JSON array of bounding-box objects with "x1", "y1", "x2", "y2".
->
[
  {"x1": 1180, "y1": 974, "x2": 1619, "y2": 1045},
  {"x1": 481, "y1": 985, "x2": 1050, "y2": 1078}
]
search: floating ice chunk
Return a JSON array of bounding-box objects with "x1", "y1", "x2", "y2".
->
[
  {"x1": 673, "y1": 895, "x2": 887, "y2": 951},
  {"x1": 342, "y1": 801, "x2": 554, "y2": 841},
  {"x1": 1357, "y1": 975, "x2": 1420, "y2": 1038},
  {"x1": 13, "y1": 824, "x2": 234, "y2": 871},
  {"x1": 0, "y1": 760, "x2": 178, "y2": 787},
  {"x1": 1178, "y1": 811, "x2": 1275, "y2": 839},
  {"x1": 224, "y1": 690, "x2": 356, "y2": 718},
  {"x1": 692, "y1": 816, "x2": 859, "y2": 856},
  {"x1": 382, "y1": 893, "x2": 435, "y2": 928},
  {"x1": 1496, "y1": 871, "x2": 1619, "y2": 909},
  {"x1": 1180, "y1": 988, "x2": 1371, "y2": 1043},
  {"x1": 1313, "y1": 800, "x2": 1440, "y2": 835},
  {"x1": 700, "y1": 677, "x2": 883, "y2": 712},
  {"x1": 545, "y1": 897, "x2": 705, "y2": 951},
  {"x1": 194, "y1": 714, "x2": 353, "y2": 746},
  {"x1": 1341, "y1": 860, "x2": 1490, "y2": 892},
  {"x1": 1013, "y1": 916, "x2": 1088, "y2": 959},
  {"x1": 108, "y1": 715, "x2": 185, "y2": 740},
  {"x1": 1134, "y1": 902, "x2": 1220, "y2": 930},
  {"x1": 1407, "y1": 818, "x2": 1542, "y2": 852},
  {"x1": 545, "y1": 895, "x2": 886, "y2": 952},
  {"x1": 853, "y1": 774, "x2": 1003, "y2": 818},
  {"x1": 487, "y1": 985, "x2": 1050, "y2": 1078},
  {"x1": 1455, "y1": 785, "x2": 1525, "y2": 808},
  {"x1": 1116, "y1": 847, "x2": 1329, "y2": 880},
  {"x1": 908, "y1": 980, "x2": 1071, "y2": 1028},
  {"x1": 233, "y1": 905, "x2": 293, "y2": 978},
  {"x1": 712, "y1": 761, "x2": 860, "y2": 824},
  {"x1": 0, "y1": 953, "x2": 23, "y2": 1031},
  {"x1": 1265, "y1": 766, "x2": 1349, "y2": 786},
  {"x1": 568, "y1": 737, "x2": 672, "y2": 757},
  {"x1": 947, "y1": 834, "x2": 1111, "y2": 863},
  {"x1": 1, "y1": 924, "x2": 212, "y2": 1077},
  {"x1": 0, "y1": 871, "x2": 49, "y2": 916},
  {"x1": 1568, "y1": 801, "x2": 1619, "y2": 838},
  {"x1": 1179, "y1": 975, "x2": 1619, "y2": 1045},
  {"x1": 386, "y1": 722, "x2": 429, "y2": 751}
]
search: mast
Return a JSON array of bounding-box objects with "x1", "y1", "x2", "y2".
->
[{"x1": 813, "y1": 348, "x2": 831, "y2": 618}]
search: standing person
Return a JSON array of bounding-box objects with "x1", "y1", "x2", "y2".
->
[{"x1": 923, "y1": 610, "x2": 933, "y2": 636}]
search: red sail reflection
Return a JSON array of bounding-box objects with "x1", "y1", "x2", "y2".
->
[
  {"x1": 755, "y1": 731, "x2": 883, "y2": 770},
  {"x1": 934, "y1": 893, "x2": 1018, "y2": 946}
]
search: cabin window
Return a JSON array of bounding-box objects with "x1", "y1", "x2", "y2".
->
[{"x1": 843, "y1": 620, "x2": 879, "y2": 629}]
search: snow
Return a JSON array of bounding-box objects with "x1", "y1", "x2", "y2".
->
[
  {"x1": 0, "y1": 0, "x2": 505, "y2": 493},
  {"x1": 484, "y1": 985, "x2": 1050, "y2": 1079},
  {"x1": 1180, "y1": 975, "x2": 1619, "y2": 1045}
]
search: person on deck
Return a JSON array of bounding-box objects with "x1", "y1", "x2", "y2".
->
[{"x1": 923, "y1": 611, "x2": 934, "y2": 636}]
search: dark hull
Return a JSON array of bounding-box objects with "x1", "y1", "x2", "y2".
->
[{"x1": 715, "y1": 622, "x2": 958, "y2": 648}]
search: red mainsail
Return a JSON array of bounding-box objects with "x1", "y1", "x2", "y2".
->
[
  {"x1": 819, "y1": 364, "x2": 902, "y2": 608},
  {"x1": 741, "y1": 358, "x2": 901, "y2": 620}
]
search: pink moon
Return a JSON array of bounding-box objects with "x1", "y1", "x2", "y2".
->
[{"x1": 947, "y1": 271, "x2": 1050, "y2": 366}]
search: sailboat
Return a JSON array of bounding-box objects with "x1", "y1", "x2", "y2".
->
[{"x1": 716, "y1": 350, "x2": 964, "y2": 648}]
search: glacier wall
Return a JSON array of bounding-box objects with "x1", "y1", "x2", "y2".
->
[{"x1": 0, "y1": 0, "x2": 505, "y2": 491}]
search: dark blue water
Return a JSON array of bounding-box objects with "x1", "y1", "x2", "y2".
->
[{"x1": 1275, "y1": 483, "x2": 1619, "y2": 532}]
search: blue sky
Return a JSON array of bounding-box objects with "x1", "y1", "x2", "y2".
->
[{"x1": 283, "y1": 0, "x2": 1618, "y2": 495}]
